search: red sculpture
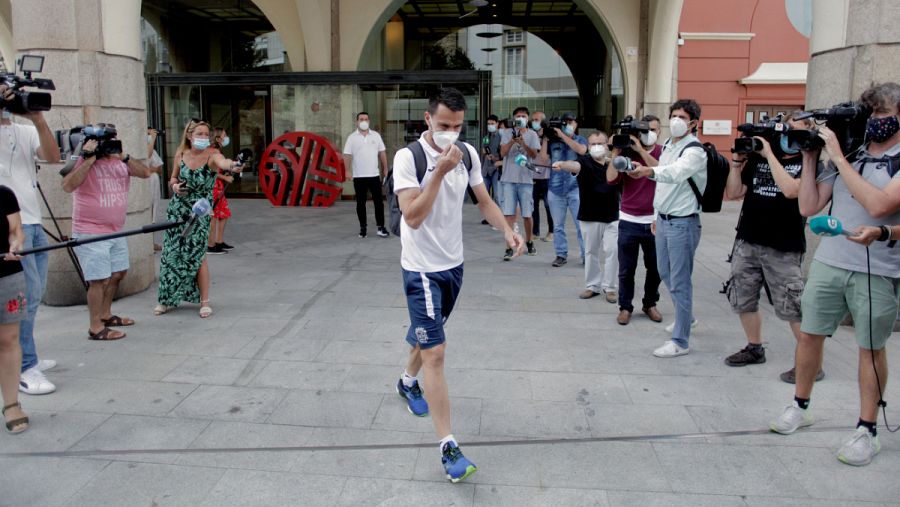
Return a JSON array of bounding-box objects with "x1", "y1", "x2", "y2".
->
[{"x1": 259, "y1": 131, "x2": 346, "y2": 207}]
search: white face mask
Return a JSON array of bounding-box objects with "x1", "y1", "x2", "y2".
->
[
  {"x1": 358, "y1": 121, "x2": 369, "y2": 131},
  {"x1": 669, "y1": 117, "x2": 689, "y2": 138},
  {"x1": 640, "y1": 131, "x2": 658, "y2": 146},
  {"x1": 1, "y1": 110, "x2": 12, "y2": 120},
  {"x1": 515, "y1": 117, "x2": 528, "y2": 128},
  {"x1": 589, "y1": 144, "x2": 608, "y2": 159},
  {"x1": 487, "y1": 124, "x2": 497, "y2": 133},
  {"x1": 431, "y1": 127, "x2": 460, "y2": 150}
]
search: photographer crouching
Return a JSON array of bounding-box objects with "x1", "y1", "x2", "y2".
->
[
  {"x1": 770, "y1": 83, "x2": 900, "y2": 467},
  {"x1": 62, "y1": 125, "x2": 153, "y2": 341}
]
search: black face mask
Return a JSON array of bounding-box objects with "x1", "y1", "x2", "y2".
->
[{"x1": 866, "y1": 115, "x2": 900, "y2": 143}]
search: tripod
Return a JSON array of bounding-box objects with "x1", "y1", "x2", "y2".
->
[{"x1": 34, "y1": 165, "x2": 88, "y2": 290}]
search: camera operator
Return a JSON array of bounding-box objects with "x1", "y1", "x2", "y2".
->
[
  {"x1": 542, "y1": 112, "x2": 588, "y2": 268},
  {"x1": 0, "y1": 85, "x2": 61, "y2": 396},
  {"x1": 499, "y1": 106, "x2": 541, "y2": 259},
  {"x1": 628, "y1": 99, "x2": 708, "y2": 358},
  {"x1": 62, "y1": 133, "x2": 153, "y2": 341},
  {"x1": 480, "y1": 114, "x2": 502, "y2": 213},
  {"x1": 529, "y1": 111, "x2": 553, "y2": 241},
  {"x1": 723, "y1": 116, "x2": 813, "y2": 380},
  {"x1": 770, "y1": 82, "x2": 900, "y2": 467},
  {"x1": 608, "y1": 115, "x2": 664, "y2": 325}
]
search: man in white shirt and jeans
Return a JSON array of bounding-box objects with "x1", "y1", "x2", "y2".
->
[
  {"x1": 629, "y1": 99, "x2": 708, "y2": 358},
  {"x1": 0, "y1": 85, "x2": 62, "y2": 395},
  {"x1": 392, "y1": 88, "x2": 524, "y2": 483},
  {"x1": 343, "y1": 112, "x2": 389, "y2": 238}
]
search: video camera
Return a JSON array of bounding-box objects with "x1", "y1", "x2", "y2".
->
[
  {"x1": 57, "y1": 124, "x2": 123, "y2": 176},
  {"x1": 1, "y1": 55, "x2": 55, "y2": 115},
  {"x1": 611, "y1": 115, "x2": 650, "y2": 150},
  {"x1": 541, "y1": 116, "x2": 565, "y2": 142},
  {"x1": 786, "y1": 101, "x2": 870, "y2": 154},
  {"x1": 732, "y1": 115, "x2": 786, "y2": 154}
]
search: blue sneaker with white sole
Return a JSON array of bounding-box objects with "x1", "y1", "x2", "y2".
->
[
  {"x1": 442, "y1": 441, "x2": 477, "y2": 482},
  {"x1": 396, "y1": 379, "x2": 429, "y2": 417}
]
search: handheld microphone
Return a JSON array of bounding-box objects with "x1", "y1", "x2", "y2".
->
[
  {"x1": 180, "y1": 198, "x2": 212, "y2": 239},
  {"x1": 808, "y1": 215, "x2": 856, "y2": 237},
  {"x1": 515, "y1": 153, "x2": 536, "y2": 172},
  {"x1": 613, "y1": 156, "x2": 634, "y2": 172}
]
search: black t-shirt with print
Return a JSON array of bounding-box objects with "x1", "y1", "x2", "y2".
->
[
  {"x1": 736, "y1": 154, "x2": 806, "y2": 252},
  {"x1": 0, "y1": 185, "x2": 24, "y2": 278},
  {"x1": 575, "y1": 155, "x2": 620, "y2": 223}
]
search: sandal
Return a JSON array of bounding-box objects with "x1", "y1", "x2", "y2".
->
[
  {"x1": 101, "y1": 315, "x2": 135, "y2": 327},
  {"x1": 153, "y1": 304, "x2": 171, "y2": 316},
  {"x1": 3, "y1": 402, "x2": 29, "y2": 434},
  {"x1": 199, "y1": 300, "x2": 212, "y2": 318},
  {"x1": 88, "y1": 327, "x2": 126, "y2": 341}
]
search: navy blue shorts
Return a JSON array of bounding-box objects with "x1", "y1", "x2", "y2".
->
[{"x1": 403, "y1": 264, "x2": 464, "y2": 349}]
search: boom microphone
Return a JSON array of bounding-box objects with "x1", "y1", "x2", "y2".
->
[
  {"x1": 613, "y1": 156, "x2": 634, "y2": 172},
  {"x1": 808, "y1": 215, "x2": 856, "y2": 237},
  {"x1": 180, "y1": 198, "x2": 212, "y2": 239}
]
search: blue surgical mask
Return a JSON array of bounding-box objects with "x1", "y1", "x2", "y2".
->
[
  {"x1": 563, "y1": 124, "x2": 575, "y2": 136},
  {"x1": 531, "y1": 120, "x2": 542, "y2": 131},
  {"x1": 221, "y1": 136, "x2": 230, "y2": 147},
  {"x1": 487, "y1": 124, "x2": 497, "y2": 133},
  {"x1": 1, "y1": 110, "x2": 12, "y2": 120},
  {"x1": 192, "y1": 138, "x2": 211, "y2": 150},
  {"x1": 779, "y1": 133, "x2": 798, "y2": 154}
]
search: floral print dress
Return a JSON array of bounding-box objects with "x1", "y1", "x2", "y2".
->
[{"x1": 157, "y1": 159, "x2": 216, "y2": 306}]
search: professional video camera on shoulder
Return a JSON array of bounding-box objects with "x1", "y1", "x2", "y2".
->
[
  {"x1": 785, "y1": 101, "x2": 870, "y2": 154},
  {"x1": 732, "y1": 114, "x2": 786, "y2": 154},
  {"x1": 611, "y1": 115, "x2": 649, "y2": 153},
  {"x1": 58, "y1": 123, "x2": 122, "y2": 175},
  {"x1": 1, "y1": 55, "x2": 55, "y2": 115}
]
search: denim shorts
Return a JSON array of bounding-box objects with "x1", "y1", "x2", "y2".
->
[
  {"x1": 403, "y1": 264, "x2": 463, "y2": 349},
  {"x1": 73, "y1": 235, "x2": 130, "y2": 281},
  {"x1": 800, "y1": 260, "x2": 900, "y2": 350},
  {"x1": 500, "y1": 182, "x2": 534, "y2": 216}
]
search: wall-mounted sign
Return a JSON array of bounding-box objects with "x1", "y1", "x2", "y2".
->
[{"x1": 703, "y1": 120, "x2": 732, "y2": 136}]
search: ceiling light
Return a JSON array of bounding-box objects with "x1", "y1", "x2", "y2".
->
[{"x1": 469, "y1": 0, "x2": 489, "y2": 6}]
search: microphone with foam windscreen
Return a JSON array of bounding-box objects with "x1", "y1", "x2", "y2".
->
[
  {"x1": 808, "y1": 215, "x2": 856, "y2": 237},
  {"x1": 613, "y1": 156, "x2": 634, "y2": 172},
  {"x1": 514, "y1": 153, "x2": 552, "y2": 173},
  {"x1": 180, "y1": 198, "x2": 213, "y2": 239}
]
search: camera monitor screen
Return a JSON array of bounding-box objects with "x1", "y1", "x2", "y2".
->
[{"x1": 19, "y1": 55, "x2": 44, "y2": 73}]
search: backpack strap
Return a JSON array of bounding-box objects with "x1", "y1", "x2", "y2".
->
[
  {"x1": 679, "y1": 141, "x2": 704, "y2": 205},
  {"x1": 455, "y1": 140, "x2": 473, "y2": 173},
  {"x1": 406, "y1": 141, "x2": 428, "y2": 184}
]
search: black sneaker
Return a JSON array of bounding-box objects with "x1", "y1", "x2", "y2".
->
[
  {"x1": 219, "y1": 242, "x2": 234, "y2": 250},
  {"x1": 481, "y1": 219, "x2": 489, "y2": 225},
  {"x1": 552, "y1": 256, "x2": 567, "y2": 267},
  {"x1": 526, "y1": 241, "x2": 536, "y2": 255},
  {"x1": 376, "y1": 227, "x2": 389, "y2": 238},
  {"x1": 724, "y1": 345, "x2": 766, "y2": 366},
  {"x1": 359, "y1": 228, "x2": 367, "y2": 238},
  {"x1": 780, "y1": 367, "x2": 825, "y2": 384},
  {"x1": 207, "y1": 244, "x2": 225, "y2": 255},
  {"x1": 503, "y1": 248, "x2": 514, "y2": 261}
]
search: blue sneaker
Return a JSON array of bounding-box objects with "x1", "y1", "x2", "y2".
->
[
  {"x1": 396, "y1": 379, "x2": 428, "y2": 417},
  {"x1": 442, "y1": 442, "x2": 477, "y2": 482}
]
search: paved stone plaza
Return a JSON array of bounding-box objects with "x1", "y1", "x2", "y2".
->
[{"x1": 1, "y1": 198, "x2": 898, "y2": 506}]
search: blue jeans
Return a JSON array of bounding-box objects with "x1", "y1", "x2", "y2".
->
[
  {"x1": 548, "y1": 188, "x2": 583, "y2": 260},
  {"x1": 484, "y1": 171, "x2": 500, "y2": 206},
  {"x1": 20, "y1": 224, "x2": 49, "y2": 372},
  {"x1": 656, "y1": 215, "x2": 701, "y2": 349}
]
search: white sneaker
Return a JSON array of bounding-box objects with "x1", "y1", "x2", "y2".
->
[
  {"x1": 770, "y1": 402, "x2": 813, "y2": 434},
  {"x1": 652, "y1": 340, "x2": 690, "y2": 358},
  {"x1": 19, "y1": 366, "x2": 57, "y2": 395},
  {"x1": 664, "y1": 318, "x2": 698, "y2": 333},
  {"x1": 37, "y1": 359, "x2": 57, "y2": 372},
  {"x1": 837, "y1": 426, "x2": 881, "y2": 466}
]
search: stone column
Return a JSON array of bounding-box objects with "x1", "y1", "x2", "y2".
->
[{"x1": 12, "y1": 0, "x2": 153, "y2": 305}]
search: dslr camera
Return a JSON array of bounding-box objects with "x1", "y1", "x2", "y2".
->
[
  {"x1": 786, "y1": 101, "x2": 870, "y2": 153},
  {"x1": 611, "y1": 115, "x2": 650, "y2": 152},
  {"x1": 1, "y1": 55, "x2": 55, "y2": 115},
  {"x1": 732, "y1": 115, "x2": 785, "y2": 154}
]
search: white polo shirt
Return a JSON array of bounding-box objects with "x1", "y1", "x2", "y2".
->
[
  {"x1": 343, "y1": 129, "x2": 386, "y2": 178},
  {"x1": 393, "y1": 137, "x2": 483, "y2": 273},
  {"x1": 0, "y1": 123, "x2": 42, "y2": 225}
]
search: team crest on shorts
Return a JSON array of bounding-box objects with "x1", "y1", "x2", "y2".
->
[{"x1": 415, "y1": 326, "x2": 429, "y2": 343}]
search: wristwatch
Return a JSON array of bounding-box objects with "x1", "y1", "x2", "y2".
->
[{"x1": 122, "y1": 154, "x2": 131, "y2": 164}]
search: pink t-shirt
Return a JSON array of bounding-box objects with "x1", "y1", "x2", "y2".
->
[{"x1": 72, "y1": 157, "x2": 131, "y2": 234}]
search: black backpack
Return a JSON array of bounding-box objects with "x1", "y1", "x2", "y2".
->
[
  {"x1": 384, "y1": 140, "x2": 473, "y2": 236},
  {"x1": 679, "y1": 141, "x2": 730, "y2": 213}
]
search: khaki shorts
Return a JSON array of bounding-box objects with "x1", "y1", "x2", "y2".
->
[
  {"x1": 727, "y1": 240, "x2": 804, "y2": 322},
  {"x1": 800, "y1": 260, "x2": 900, "y2": 350}
]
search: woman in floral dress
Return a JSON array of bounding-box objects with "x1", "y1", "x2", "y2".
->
[
  {"x1": 155, "y1": 121, "x2": 241, "y2": 318},
  {"x1": 1, "y1": 185, "x2": 29, "y2": 433}
]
